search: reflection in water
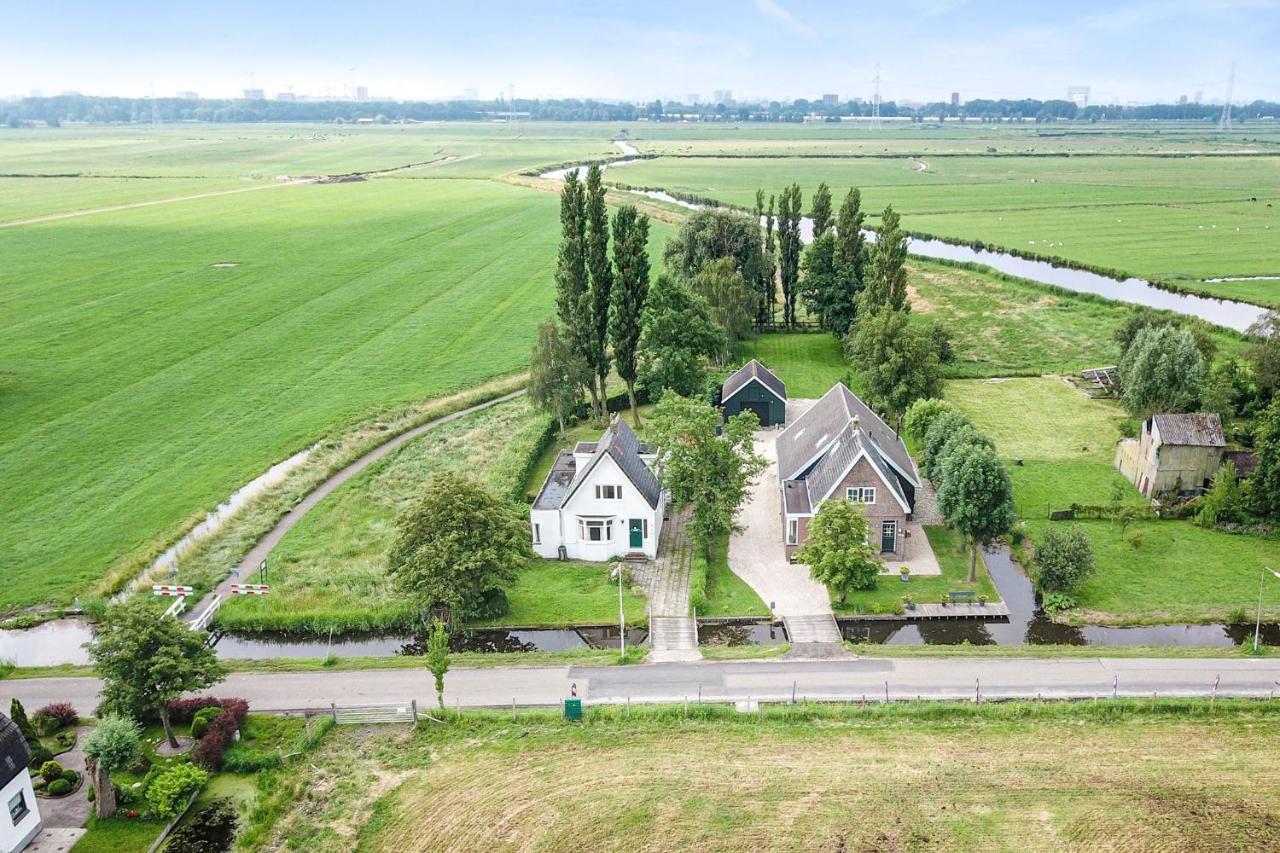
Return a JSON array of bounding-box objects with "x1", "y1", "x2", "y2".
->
[{"x1": 698, "y1": 621, "x2": 788, "y2": 647}]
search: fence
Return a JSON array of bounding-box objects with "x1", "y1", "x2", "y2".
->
[{"x1": 330, "y1": 700, "x2": 418, "y2": 724}]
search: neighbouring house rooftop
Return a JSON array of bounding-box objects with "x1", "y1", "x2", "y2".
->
[
  {"x1": 1151, "y1": 413, "x2": 1225, "y2": 447},
  {"x1": 722, "y1": 359, "x2": 786, "y2": 402},
  {"x1": 0, "y1": 713, "x2": 33, "y2": 789},
  {"x1": 533, "y1": 416, "x2": 662, "y2": 510}
]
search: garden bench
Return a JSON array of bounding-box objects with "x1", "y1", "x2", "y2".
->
[{"x1": 947, "y1": 590, "x2": 977, "y2": 604}]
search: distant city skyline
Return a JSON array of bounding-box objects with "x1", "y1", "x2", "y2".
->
[{"x1": 2, "y1": 1, "x2": 1277, "y2": 104}]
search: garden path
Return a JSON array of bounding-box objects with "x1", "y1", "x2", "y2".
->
[
  {"x1": 632, "y1": 509, "x2": 701, "y2": 662},
  {"x1": 36, "y1": 725, "x2": 91, "y2": 830}
]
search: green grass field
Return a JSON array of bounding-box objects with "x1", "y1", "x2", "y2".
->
[
  {"x1": 946, "y1": 377, "x2": 1280, "y2": 624},
  {"x1": 615, "y1": 153, "x2": 1280, "y2": 303},
  {"x1": 252, "y1": 702, "x2": 1280, "y2": 852}
]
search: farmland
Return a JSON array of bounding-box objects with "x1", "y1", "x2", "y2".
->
[{"x1": 252, "y1": 702, "x2": 1280, "y2": 852}]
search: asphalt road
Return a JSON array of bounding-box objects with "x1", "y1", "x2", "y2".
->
[{"x1": 6, "y1": 657, "x2": 1280, "y2": 714}]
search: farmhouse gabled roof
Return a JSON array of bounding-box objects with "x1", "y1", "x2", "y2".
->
[
  {"x1": 1152, "y1": 413, "x2": 1225, "y2": 448},
  {"x1": 0, "y1": 712, "x2": 33, "y2": 789},
  {"x1": 776, "y1": 383, "x2": 919, "y2": 488},
  {"x1": 722, "y1": 360, "x2": 786, "y2": 403},
  {"x1": 535, "y1": 416, "x2": 663, "y2": 510},
  {"x1": 797, "y1": 420, "x2": 912, "y2": 513}
]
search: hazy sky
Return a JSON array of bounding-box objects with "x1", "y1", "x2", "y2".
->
[{"x1": 3, "y1": 0, "x2": 1277, "y2": 104}]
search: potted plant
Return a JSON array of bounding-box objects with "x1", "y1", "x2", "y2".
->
[
  {"x1": 901, "y1": 595, "x2": 914, "y2": 611},
  {"x1": 899, "y1": 566, "x2": 910, "y2": 583},
  {"x1": 939, "y1": 593, "x2": 950, "y2": 607},
  {"x1": 978, "y1": 594, "x2": 988, "y2": 607}
]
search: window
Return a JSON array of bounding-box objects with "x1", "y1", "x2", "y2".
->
[
  {"x1": 846, "y1": 486, "x2": 876, "y2": 504},
  {"x1": 9, "y1": 790, "x2": 29, "y2": 824},
  {"x1": 594, "y1": 484, "x2": 622, "y2": 500},
  {"x1": 578, "y1": 518, "x2": 614, "y2": 542},
  {"x1": 786, "y1": 518, "x2": 798, "y2": 545},
  {"x1": 531, "y1": 523, "x2": 540, "y2": 545}
]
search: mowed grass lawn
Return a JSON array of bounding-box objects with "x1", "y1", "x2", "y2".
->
[
  {"x1": 0, "y1": 178, "x2": 564, "y2": 611},
  {"x1": 947, "y1": 377, "x2": 1280, "y2": 624},
  {"x1": 259, "y1": 705, "x2": 1280, "y2": 852}
]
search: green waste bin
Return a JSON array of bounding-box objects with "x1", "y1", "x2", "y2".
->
[{"x1": 563, "y1": 698, "x2": 582, "y2": 721}]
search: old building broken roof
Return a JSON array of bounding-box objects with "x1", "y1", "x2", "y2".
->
[
  {"x1": 776, "y1": 383, "x2": 919, "y2": 488},
  {"x1": 0, "y1": 713, "x2": 33, "y2": 789},
  {"x1": 1152, "y1": 413, "x2": 1225, "y2": 447},
  {"x1": 722, "y1": 359, "x2": 787, "y2": 402},
  {"x1": 533, "y1": 416, "x2": 662, "y2": 510}
]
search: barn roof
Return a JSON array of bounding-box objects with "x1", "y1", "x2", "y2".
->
[
  {"x1": 1152, "y1": 413, "x2": 1225, "y2": 447},
  {"x1": 722, "y1": 360, "x2": 786, "y2": 403},
  {"x1": 0, "y1": 713, "x2": 33, "y2": 789}
]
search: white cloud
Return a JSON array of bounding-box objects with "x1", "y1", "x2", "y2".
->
[{"x1": 754, "y1": 0, "x2": 815, "y2": 39}]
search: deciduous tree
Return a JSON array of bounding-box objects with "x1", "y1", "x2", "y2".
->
[
  {"x1": 810, "y1": 181, "x2": 832, "y2": 240},
  {"x1": 1031, "y1": 525, "x2": 1096, "y2": 593},
  {"x1": 776, "y1": 184, "x2": 803, "y2": 327},
  {"x1": 1118, "y1": 324, "x2": 1205, "y2": 416},
  {"x1": 649, "y1": 395, "x2": 766, "y2": 554},
  {"x1": 424, "y1": 618, "x2": 451, "y2": 709},
  {"x1": 88, "y1": 599, "x2": 226, "y2": 750},
  {"x1": 794, "y1": 499, "x2": 882, "y2": 604},
  {"x1": 844, "y1": 308, "x2": 942, "y2": 429},
  {"x1": 83, "y1": 714, "x2": 141, "y2": 819},
  {"x1": 637, "y1": 275, "x2": 726, "y2": 400},
  {"x1": 936, "y1": 445, "x2": 1016, "y2": 582},
  {"x1": 1249, "y1": 399, "x2": 1280, "y2": 517},
  {"x1": 554, "y1": 171, "x2": 597, "y2": 419},
  {"x1": 861, "y1": 205, "x2": 909, "y2": 313},
  {"x1": 529, "y1": 319, "x2": 591, "y2": 435},
  {"x1": 585, "y1": 164, "x2": 614, "y2": 419},
  {"x1": 609, "y1": 205, "x2": 651, "y2": 426},
  {"x1": 387, "y1": 473, "x2": 532, "y2": 621},
  {"x1": 690, "y1": 257, "x2": 752, "y2": 356},
  {"x1": 763, "y1": 192, "x2": 778, "y2": 324},
  {"x1": 903, "y1": 398, "x2": 954, "y2": 444}
]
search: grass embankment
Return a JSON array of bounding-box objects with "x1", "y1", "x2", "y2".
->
[
  {"x1": 245, "y1": 700, "x2": 1280, "y2": 852},
  {"x1": 692, "y1": 536, "x2": 770, "y2": 618},
  {"x1": 616, "y1": 153, "x2": 1280, "y2": 304},
  {"x1": 947, "y1": 377, "x2": 1280, "y2": 624}
]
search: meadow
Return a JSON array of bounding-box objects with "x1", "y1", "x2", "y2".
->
[
  {"x1": 614, "y1": 153, "x2": 1280, "y2": 303},
  {"x1": 947, "y1": 377, "x2": 1280, "y2": 624},
  {"x1": 253, "y1": 702, "x2": 1280, "y2": 852}
]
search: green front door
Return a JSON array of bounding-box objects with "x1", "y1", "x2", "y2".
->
[{"x1": 629, "y1": 518, "x2": 644, "y2": 549}]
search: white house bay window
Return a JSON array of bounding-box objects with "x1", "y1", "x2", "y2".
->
[{"x1": 578, "y1": 517, "x2": 614, "y2": 542}]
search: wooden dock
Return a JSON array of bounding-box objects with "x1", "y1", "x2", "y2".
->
[{"x1": 839, "y1": 602, "x2": 1011, "y2": 622}]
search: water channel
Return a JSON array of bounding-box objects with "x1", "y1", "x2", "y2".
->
[{"x1": 539, "y1": 158, "x2": 1272, "y2": 333}]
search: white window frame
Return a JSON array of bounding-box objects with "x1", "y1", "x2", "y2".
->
[
  {"x1": 594, "y1": 484, "x2": 622, "y2": 500},
  {"x1": 578, "y1": 518, "x2": 613, "y2": 542},
  {"x1": 846, "y1": 486, "x2": 876, "y2": 504},
  {"x1": 786, "y1": 518, "x2": 798, "y2": 545},
  {"x1": 531, "y1": 523, "x2": 540, "y2": 545}
]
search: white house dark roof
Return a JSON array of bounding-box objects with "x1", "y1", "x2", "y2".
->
[
  {"x1": 722, "y1": 360, "x2": 786, "y2": 402},
  {"x1": 0, "y1": 713, "x2": 32, "y2": 789},
  {"x1": 1152, "y1": 413, "x2": 1225, "y2": 447},
  {"x1": 776, "y1": 384, "x2": 919, "y2": 489},
  {"x1": 534, "y1": 416, "x2": 662, "y2": 510}
]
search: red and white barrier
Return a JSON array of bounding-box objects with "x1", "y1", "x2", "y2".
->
[
  {"x1": 230, "y1": 583, "x2": 270, "y2": 596},
  {"x1": 152, "y1": 584, "x2": 193, "y2": 597}
]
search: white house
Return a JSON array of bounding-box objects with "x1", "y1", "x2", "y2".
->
[
  {"x1": 530, "y1": 415, "x2": 665, "y2": 561},
  {"x1": 1, "y1": 714, "x2": 40, "y2": 853}
]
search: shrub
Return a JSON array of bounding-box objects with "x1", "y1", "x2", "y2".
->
[
  {"x1": 32, "y1": 777, "x2": 45, "y2": 790},
  {"x1": 35, "y1": 702, "x2": 79, "y2": 729},
  {"x1": 31, "y1": 712, "x2": 59, "y2": 737},
  {"x1": 145, "y1": 764, "x2": 209, "y2": 818},
  {"x1": 1124, "y1": 529, "x2": 1145, "y2": 550},
  {"x1": 1032, "y1": 525, "x2": 1096, "y2": 593},
  {"x1": 46, "y1": 779, "x2": 72, "y2": 796},
  {"x1": 167, "y1": 697, "x2": 227, "y2": 724},
  {"x1": 165, "y1": 797, "x2": 239, "y2": 853},
  {"x1": 62, "y1": 769, "x2": 79, "y2": 786},
  {"x1": 1041, "y1": 592, "x2": 1077, "y2": 614},
  {"x1": 40, "y1": 760, "x2": 64, "y2": 783},
  {"x1": 192, "y1": 701, "x2": 249, "y2": 770},
  {"x1": 190, "y1": 706, "x2": 221, "y2": 740},
  {"x1": 56, "y1": 730, "x2": 76, "y2": 749}
]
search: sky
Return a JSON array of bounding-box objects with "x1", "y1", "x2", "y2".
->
[{"x1": 2, "y1": 0, "x2": 1277, "y2": 104}]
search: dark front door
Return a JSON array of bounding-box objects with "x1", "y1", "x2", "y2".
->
[
  {"x1": 743, "y1": 400, "x2": 771, "y2": 426},
  {"x1": 880, "y1": 521, "x2": 897, "y2": 553},
  {"x1": 629, "y1": 518, "x2": 644, "y2": 549}
]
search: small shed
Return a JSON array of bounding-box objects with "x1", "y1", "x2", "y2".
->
[
  {"x1": 1116, "y1": 412, "x2": 1226, "y2": 498},
  {"x1": 720, "y1": 360, "x2": 787, "y2": 427}
]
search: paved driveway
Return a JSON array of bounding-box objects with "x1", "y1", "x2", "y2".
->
[{"x1": 727, "y1": 420, "x2": 841, "y2": 644}]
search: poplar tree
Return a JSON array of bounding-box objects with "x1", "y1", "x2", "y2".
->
[
  {"x1": 609, "y1": 205, "x2": 651, "y2": 427},
  {"x1": 584, "y1": 164, "x2": 613, "y2": 421},
  {"x1": 810, "y1": 182, "x2": 833, "y2": 240},
  {"x1": 763, "y1": 192, "x2": 778, "y2": 325},
  {"x1": 777, "y1": 184, "x2": 803, "y2": 327},
  {"x1": 862, "y1": 205, "x2": 909, "y2": 313},
  {"x1": 554, "y1": 172, "x2": 596, "y2": 416},
  {"x1": 835, "y1": 187, "x2": 867, "y2": 312}
]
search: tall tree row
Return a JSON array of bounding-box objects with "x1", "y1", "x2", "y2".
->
[
  {"x1": 584, "y1": 165, "x2": 614, "y2": 421},
  {"x1": 776, "y1": 183, "x2": 803, "y2": 327},
  {"x1": 861, "y1": 205, "x2": 909, "y2": 313},
  {"x1": 609, "y1": 205, "x2": 651, "y2": 426},
  {"x1": 762, "y1": 192, "x2": 778, "y2": 325},
  {"x1": 553, "y1": 171, "x2": 595, "y2": 418}
]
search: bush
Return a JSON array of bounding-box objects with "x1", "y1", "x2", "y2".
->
[
  {"x1": 56, "y1": 730, "x2": 76, "y2": 749},
  {"x1": 35, "y1": 702, "x2": 79, "y2": 729},
  {"x1": 62, "y1": 769, "x2": 79, "y2": 786},
  {"x1": 165, "y1": 797, "x2": 239, "y2": 853},
  {"x1": 46, "y1": 779, "x2": 72, "y2": 796},
  {"x1": 167, "y1": 697, "x2": 228, "y2": 724},
  {"x1": 145, "y1": 763, "x2": 209, "y2": 818},
  {"x1": 31, "y1": 712, "x2": 59, "y2": 737},
  {"x1": 26, "y1": 740, "x2": 53, "y2": 769},
  {"x1": 192, "y1": 700, "x2": 249, "y2": 770},
  {"x1": 190, "y1": 706, "x2": 221, "y2": 740},
  {"x1": 1032, "y1": 525, "x2": 1095, "y2": 593},
  {"x1": 1042, "y1": 592, "x2": 1077, "y2": 614},
  {"x1": 39, "y1": 760, "x2": 64, "y2": 783}
]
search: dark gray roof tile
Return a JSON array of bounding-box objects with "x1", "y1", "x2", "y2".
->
[{"x1": 722, "y1": 360, "x2": 786, "y2": 402}]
